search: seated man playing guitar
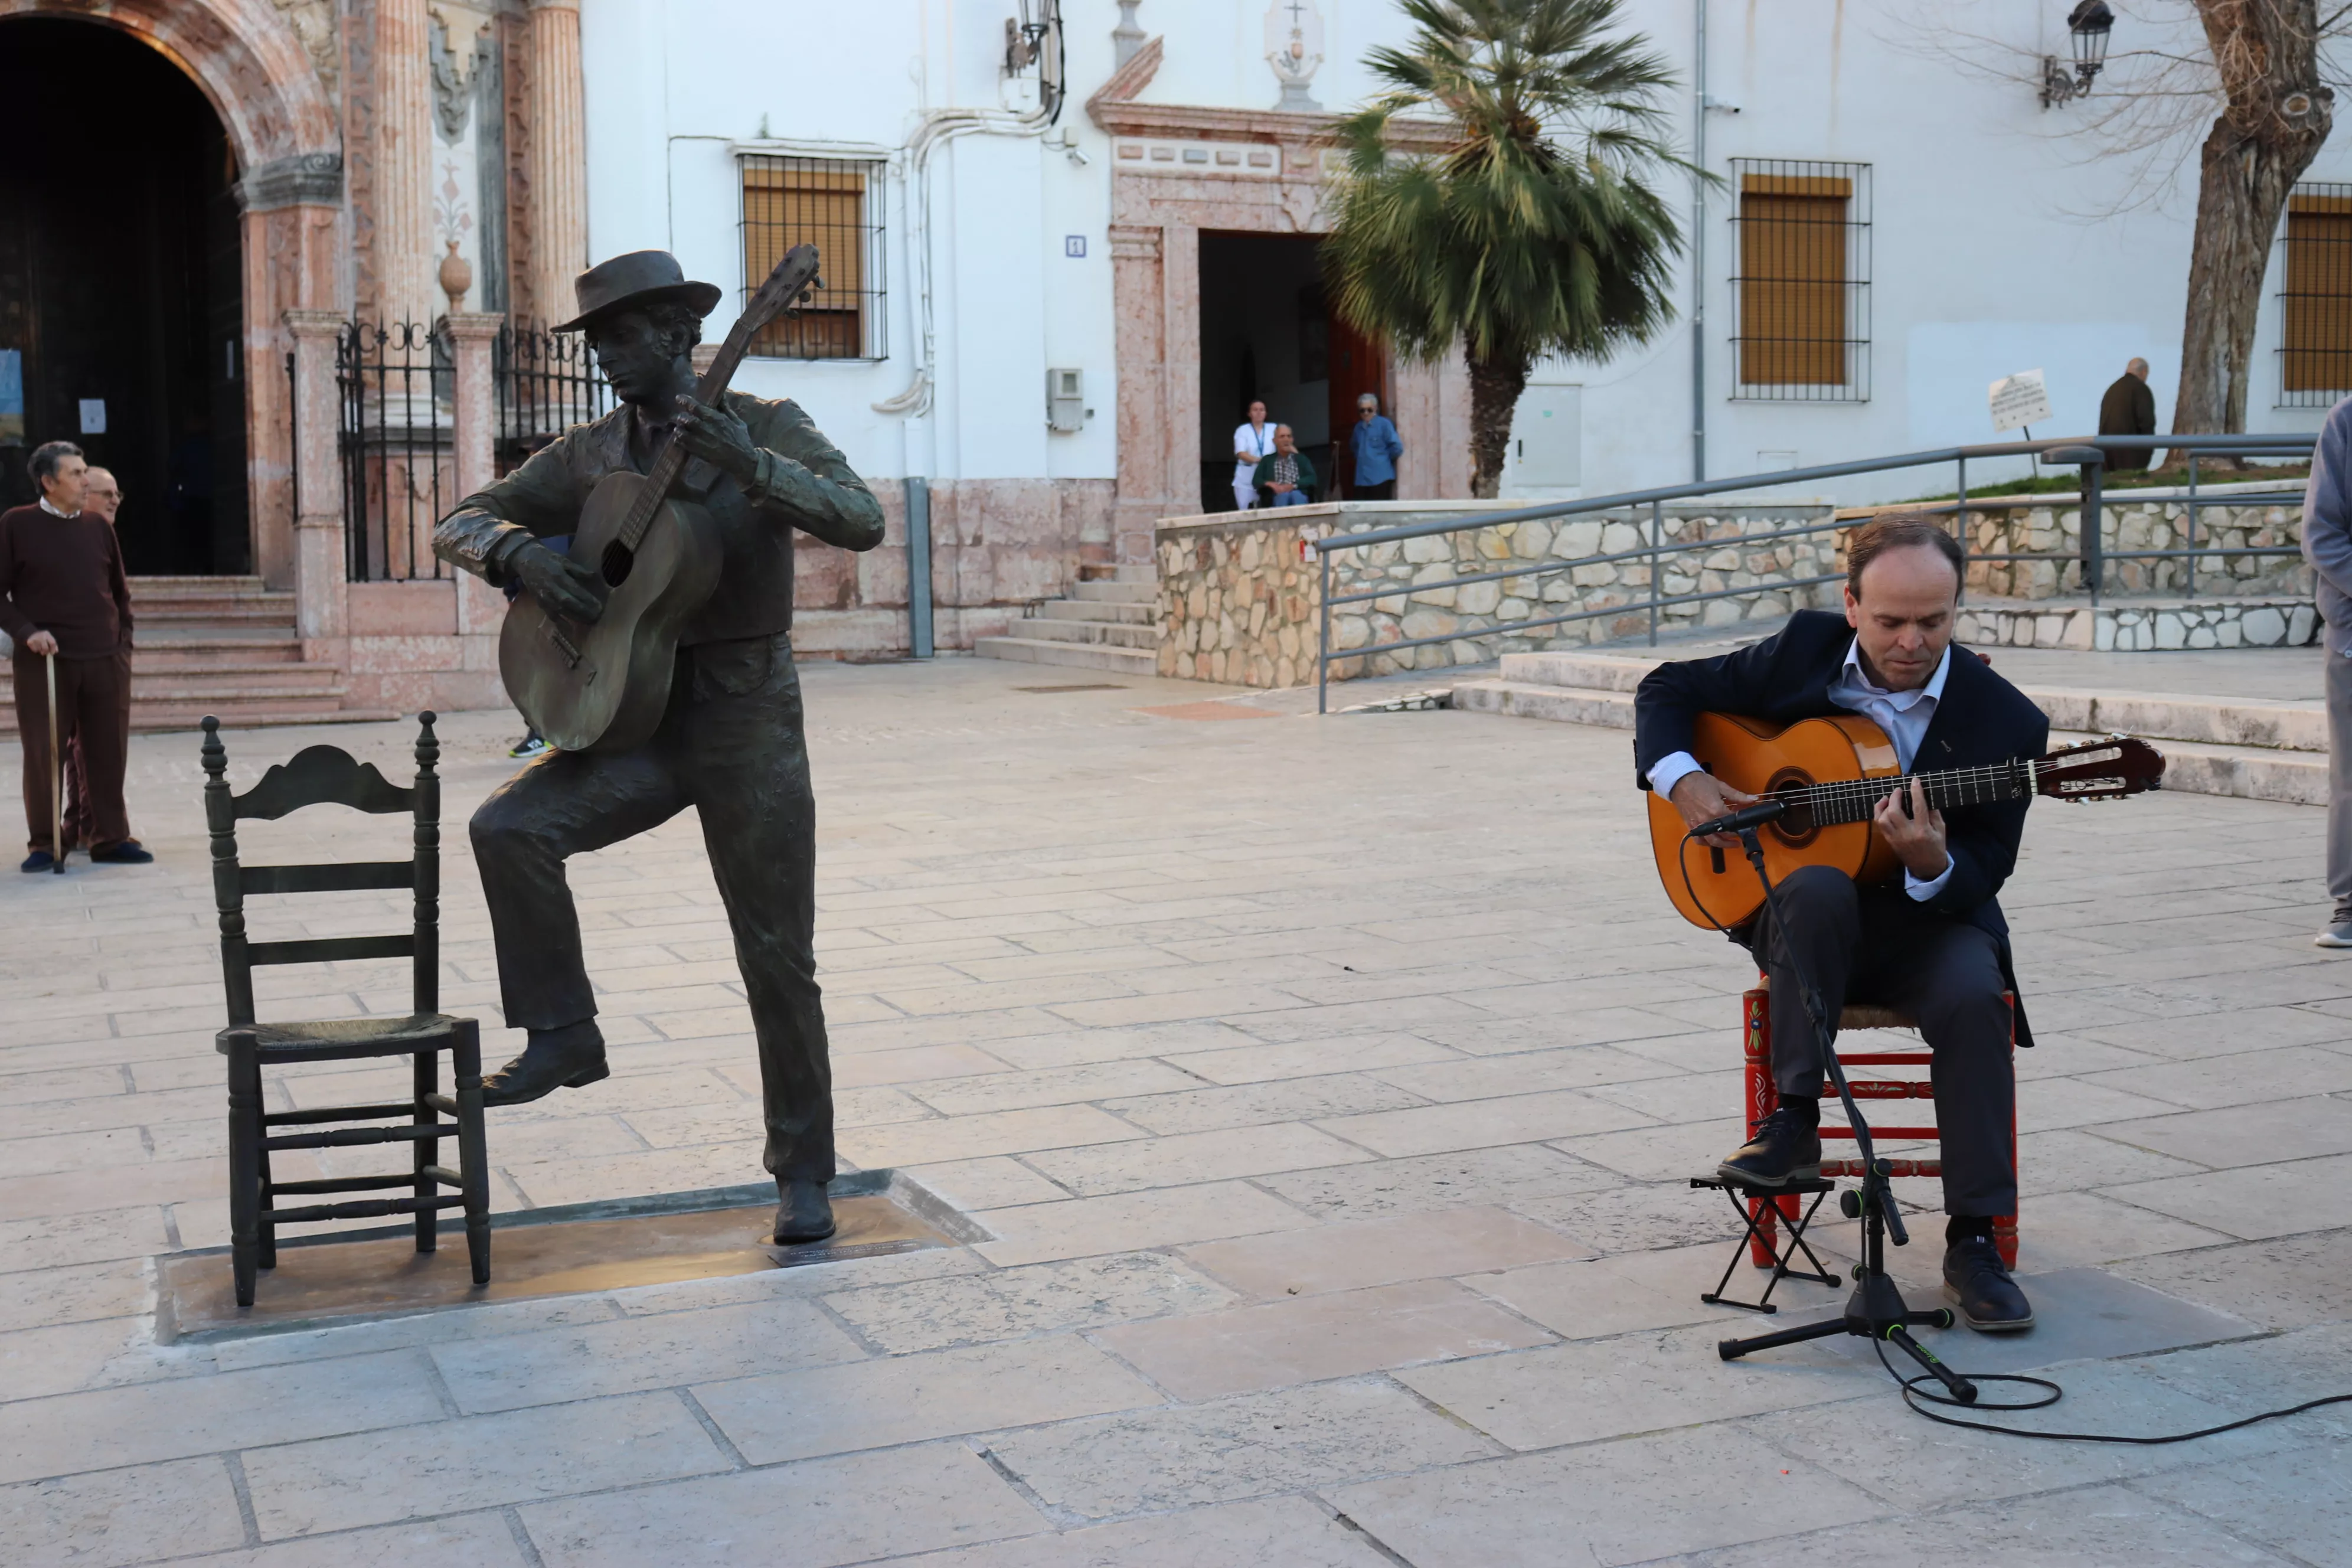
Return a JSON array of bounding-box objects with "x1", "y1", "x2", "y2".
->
[
  {"x1": 1635, "y1": 515, "x2": 2045, "y2": 1331},
  {"x1": 435, "y1": 250, "x2": 884, "y2": 1245}
]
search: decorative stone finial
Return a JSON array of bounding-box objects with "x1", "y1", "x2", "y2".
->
[
  {"x1": 1113, "y1": 1, "x2": 1145, "y2": 66},
  {"x1": 440, "y1": 240, "x2": 473, "y2": 313}
]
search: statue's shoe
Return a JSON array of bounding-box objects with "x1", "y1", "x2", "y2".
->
[
  {"x1": 481, "y1": 1023, "x2": 609, "y2": 1106},
  {"x1": 773, "y1": 1177, "x2": 836, "y2": 1244}
]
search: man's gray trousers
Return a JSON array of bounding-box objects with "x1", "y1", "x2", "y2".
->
[{"x1": 470, "y1": 632, "x2": 834, "y2": 1182}]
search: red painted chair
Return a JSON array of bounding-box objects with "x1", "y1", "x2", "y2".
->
[{"x1": 1740, "y1": 979, "x2": 2018, "y2": 1269}]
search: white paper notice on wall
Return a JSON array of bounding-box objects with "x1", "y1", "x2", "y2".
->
[
  {"x1": 1987, "y1": 370, "x2": 2052, "y2": 433},
  {"x1": 78, "y1": 399, "x2": 106, "y2": 435}
]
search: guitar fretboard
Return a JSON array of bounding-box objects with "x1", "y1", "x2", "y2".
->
[{"x1": 1796, "y1": 760, "x2": 2033, "y2": 826}]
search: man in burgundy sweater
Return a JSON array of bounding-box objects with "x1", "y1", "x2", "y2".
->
[{"x1": 1, "y1": 440, "x2": 148, "y2": 871}]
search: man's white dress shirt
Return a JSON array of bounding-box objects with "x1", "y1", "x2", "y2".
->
[
  {"x1": 1647, "y1": 639, "x2": 1956, "y2": 900},
  {"x1": 37, "y1": 497, "x2": 76, "y2": 518}
]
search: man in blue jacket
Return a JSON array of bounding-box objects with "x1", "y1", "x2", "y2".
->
[
  {"x1": 1635, "y1": 515, "x2": 2044, "y2": 1331},
  {"x1": 2302, "y1": 398, "x2": 2352, "y2": 948},
  {"x1": 1348, "y1": 392, "x2": 1403, "y2": 499}
]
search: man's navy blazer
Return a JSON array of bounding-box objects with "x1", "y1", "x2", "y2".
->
[{"x1": 1633, "y1": 610, "x2": 2048, "y2": 1045}]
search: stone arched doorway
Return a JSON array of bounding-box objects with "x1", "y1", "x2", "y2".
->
[
  {"x1": 1090, "y1": 38, "x2": 1471, "y2": 563},
  {"x1": 0, "y1": 0, "x2": 342, "y2": 587}
]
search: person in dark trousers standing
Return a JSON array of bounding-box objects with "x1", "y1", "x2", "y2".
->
[
  {"x1": 2098, "y1": 358, "x2": 2157, "y2": 472},
  {"x1": 58, "y1": 466, "x2": 124, "y2": 852},
  {"x1": 0, "y1": 442, "x2": 147, "y2": 872},
  {"x1": 1635, "y1": 515, "x2": 2044, "y2": 1332},
  {"x1": 1348, "y1": 392, "x2": 1403, "y2": 499},
  {"x1": 433, "y1": 251, "x2": 884, "y2": 1245}
]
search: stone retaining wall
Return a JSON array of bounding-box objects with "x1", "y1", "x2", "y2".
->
[
  {"x1": 1156, "y1": 501, "x2": 1844, "y2": 687},
  {"x1": 1158, "y1": 485, "x2": 2322, "y2": 689},
  {"x1": 1845, "y1": 484, "x2": 2309, "y2": 600}
]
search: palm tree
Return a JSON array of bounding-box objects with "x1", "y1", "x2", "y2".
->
[{"x1": 1323, "y1": 0, "x2": 1693, "y2": 498}]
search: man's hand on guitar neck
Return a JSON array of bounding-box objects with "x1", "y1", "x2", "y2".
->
[
  {"x1": 672, "y1": 396, "x2": 760, "y2": 486},
  {"x1": 1875, "y1": 774, "x2": 1951, "y2": 884},
  {"x1": 1667, "y1": 772, "x2": 1760, "y2": 851},
  {"x1": 510, "y1": 540, "x2": 606, "y2": 622}
]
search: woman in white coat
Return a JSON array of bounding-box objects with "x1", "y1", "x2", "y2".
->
[{"x1": 1231, "y1": 400, "x2": 1277, "y2": 511}]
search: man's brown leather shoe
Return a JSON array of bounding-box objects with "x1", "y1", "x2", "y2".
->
[
  {"x1": 773, "y1": 1177, "x2": 836, "y2": 1244},
  {"x1": 481, "y1": 1021, "x2": 609, "y2": 1106}
]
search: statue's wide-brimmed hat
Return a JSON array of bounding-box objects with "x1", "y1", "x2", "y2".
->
[{"x1": 551, "y1": 250, "x2": 723, "y2": 333}]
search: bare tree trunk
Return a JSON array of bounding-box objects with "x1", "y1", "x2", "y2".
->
[
  {"x1": 2173, "y1": 0, "x2": 2333, "y2": 435},
  {"x1": 1467, "y1": 349, "x2": 1528, "y2": 499}
]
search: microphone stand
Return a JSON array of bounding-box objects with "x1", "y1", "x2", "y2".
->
[{"x1": 1711, "y1": 824, "x2": 1978, "y2": 1404}]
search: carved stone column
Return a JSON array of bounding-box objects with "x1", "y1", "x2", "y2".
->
[
  {"x1": 1109, "y1": 224, "x2": 1168, "y2": 564},
  {"x1": 443, "y1": 311, "x2": 509, "y2": 638},
  {"x1": 283, "y1": 310, "x2": 352, "y2": 659},
  {"x1": 528, "y1": 0, "x2": 589, "y2": 325},
  {"x1": 237, "y1": 153, "x2": 345, "y2": 590},
  {"x1": 376, "y1": 0, "x2": 437, "y2": 328}
]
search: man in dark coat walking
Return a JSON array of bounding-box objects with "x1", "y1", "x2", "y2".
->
[
  {"x1": 2098, "y1": 357, "x2": 2158, "y2": 472},
  {"x1": 433, "y1": 251, "x2": 884, "y2": 1245}
]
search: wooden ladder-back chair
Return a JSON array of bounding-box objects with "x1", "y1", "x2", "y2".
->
[
  {"x1": 200, "y1": 713, "x2": 490, "y2": 1308},
  {"x1": 1740, "y1": 980, "x2": 2018, "y2": 1270}
]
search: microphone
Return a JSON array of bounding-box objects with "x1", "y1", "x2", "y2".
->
[{"x1": 1685, "y1": 798, "x2": 1788, "y2": 838}]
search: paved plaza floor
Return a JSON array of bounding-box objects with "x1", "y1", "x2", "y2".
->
[{"x1": 2, "y1": 655, "x2": 2350, "y2": 1566}]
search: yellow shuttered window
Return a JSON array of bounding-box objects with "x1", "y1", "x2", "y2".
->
[
  {"x1": 1730, "y1": 162, "x2": 1870, "y2": 401},
  {"x1": 2282, "y1": 190, "x2": 2352, "y2": 399},
  {"x1": 741, "y1": 156, "x2": 883, "y2": 360}
]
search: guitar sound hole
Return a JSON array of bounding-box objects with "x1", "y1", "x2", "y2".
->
[{"x1": 602, "y1": 541, "x2": 635, "y2": 587}]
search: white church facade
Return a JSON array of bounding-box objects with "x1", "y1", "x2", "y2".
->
[{"x1": 573, "y1": 0, "x2": 2352, "y2": 656}]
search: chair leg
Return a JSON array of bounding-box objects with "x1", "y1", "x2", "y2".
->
[
  {"x1": 1742, "y1": 987, "x2": 1785, "y2": 1268},
  {"x1": 413, "y1": 1048, "x2": 439, "y2": 1255},
  {"x1": 1998, "y1": 1012, "x2": 2020, "y2": 1269},
  {"x1": 453, "y1": 1021, "x2": 491, "y2": 1286},
  {"x1": 226, "y1": 1035, "x2": 262, "y2": 1308}
]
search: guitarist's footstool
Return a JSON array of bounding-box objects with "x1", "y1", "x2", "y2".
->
[{"x1": 1691, "y1": 1171, "x2": 1839, "y2": 1313}]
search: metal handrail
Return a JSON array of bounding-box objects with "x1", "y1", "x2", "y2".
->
[{"x1": 1311, "y1": 432, "x2": 2315, "y2": 711}]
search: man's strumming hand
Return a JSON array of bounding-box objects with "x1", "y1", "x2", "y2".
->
[
  {"x1": 510, "y1": 540, "x2": 605, "y2": 622},
  {"x1": 1669, "y1": 770, "x2": 1759, "y2": 850},
  {"x1": 1876, "y1": 775, "x2": 1951, "y2": 883},
  {"x1": 23, "y1": 631, "x2": 58, "y2": 656},
  {"x1": 672, "y1": 396, "x2": 760, "y2": 485}
]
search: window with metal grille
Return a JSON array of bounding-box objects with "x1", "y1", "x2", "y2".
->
[
  {"x1": 740, "y1": 155, "x2": 886, "y2": 360},
  {"x1": 1729, "y1": 160, "x2": 1871, "y2": 401},
  {"x1": 2278, "y1": 184, "x2": 2352, "y2": 405}
]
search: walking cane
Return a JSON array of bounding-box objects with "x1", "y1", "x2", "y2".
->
[{"x1": 44, "y1": 652, "x2": 63, "y2": 874}]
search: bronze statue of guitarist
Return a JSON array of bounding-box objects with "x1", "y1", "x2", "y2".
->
[{"x1": 433, "y1": 250, "x2": 883, "y2": 1244}]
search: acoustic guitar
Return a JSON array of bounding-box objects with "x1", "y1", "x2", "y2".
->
[
  {"x1": 1648, "y1": 711, "x2": 2166, "y2": 930},
  {"x1": 498, "y1": 245, "x2": 822, "y2": 754}
]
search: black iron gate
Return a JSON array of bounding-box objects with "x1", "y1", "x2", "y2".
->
[{"x1": 335, "y1": 320, "x2": 453, "y2": 582}]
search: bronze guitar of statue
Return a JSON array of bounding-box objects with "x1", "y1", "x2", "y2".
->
[{"x1": 499, "y1": 246, "x2": 822, "y2": 752}]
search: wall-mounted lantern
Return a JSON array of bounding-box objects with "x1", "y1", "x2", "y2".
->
[{"x1": 2040, "y1": 2, "x2": 2115, "y2": 109}]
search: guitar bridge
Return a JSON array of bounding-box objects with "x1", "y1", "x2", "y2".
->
[{"x1": 538, "y1": 616, "x2": 593, "y2": 676}]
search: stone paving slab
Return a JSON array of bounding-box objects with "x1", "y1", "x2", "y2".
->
[{"x1": 1, "y1": 658, "x2": 2349, "y2": 1562}]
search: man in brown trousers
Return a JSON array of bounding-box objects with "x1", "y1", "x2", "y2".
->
[
  {"x1": 60, "y1": 466, "x2": 122, "y2": 852},
  {"x1": 1, "y1": 440, "x2": 148, "y2": 871}
]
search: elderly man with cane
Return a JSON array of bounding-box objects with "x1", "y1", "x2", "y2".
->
[{"x1": 1, "y1": 441, "x2": 147, "y2": 872}]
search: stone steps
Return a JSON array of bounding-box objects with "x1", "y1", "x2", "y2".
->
[
  {"x1": 0, "y1": 576, "x2": 373, "y2": 734},
  {"x1": 971, "y1": 637, "x2": 1158, "y2": 675},
  {"x1": 978, "y1": 569, "x2": 1162, "y2": 676},
  {"x1": 1450, "y1": 649, "x2": 2328, "y2": 806},
  {"x1": 1011, "y1": 616, "x2": 1158, "y2": 650}
]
